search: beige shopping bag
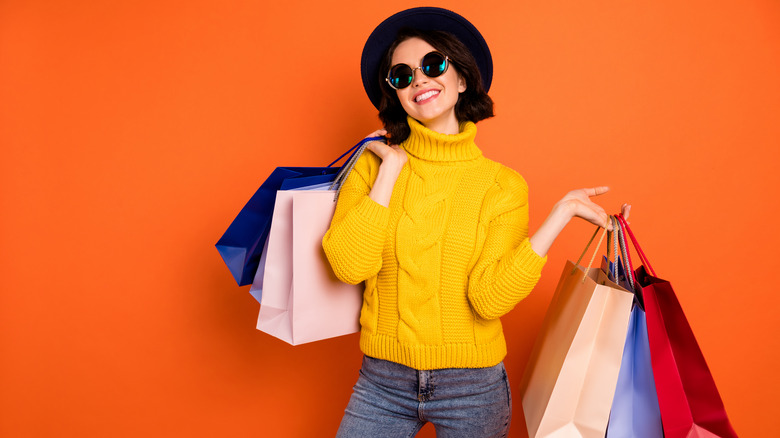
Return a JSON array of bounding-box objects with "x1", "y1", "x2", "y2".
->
[
  {"x1": 257, "y1": 190, "x2": 362, "y2": 345},
  {"x1": 519, "y1": 225, "x2": 635, "y2": 437}
]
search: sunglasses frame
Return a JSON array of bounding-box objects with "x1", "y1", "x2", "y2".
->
[{"x1": 385, "y1": 51, "x2": 451, "y2": 90}]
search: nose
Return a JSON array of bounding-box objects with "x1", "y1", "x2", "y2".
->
[{"x1": 410, "y1": 67, "x2": 428, "y2": 87}]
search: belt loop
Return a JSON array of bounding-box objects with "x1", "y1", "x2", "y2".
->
[{"x1": 417, "y1": 370, "x2": 434, "y2": 402}]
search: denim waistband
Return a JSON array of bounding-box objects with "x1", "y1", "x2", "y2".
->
[{"x1": 360, "y1": 355, "x2": 507, "y2": 402}]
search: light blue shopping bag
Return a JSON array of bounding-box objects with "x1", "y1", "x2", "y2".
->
[
  {"x1": 606, "y1": 303, "x2": 663, "y2": 437},
  {"x1": 603, "y1": 218, "x2": 663, "y2": 438}
]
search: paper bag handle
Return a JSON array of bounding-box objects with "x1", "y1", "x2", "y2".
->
[
  {"x1": 575, "y1": 220, "x2": 610, "y2": 282},
  {"x1": 328, "y1": 136, "x2": 386, "y2": 197},
  {"x1": 615, "y1": 214, "x2": 656, "y2": 277},
  {"x1": 326, "y1": 136, "x2": 380, "y2": 168},
  {"x1": 616, "y1": 217, "x2": 636, "y2": 290},
  {"x1": 604, "y1": 216, "x2": 636, "y2": 292},
  {"x1": 609, "y1": 216, "x2": 620, "y2": 281}
]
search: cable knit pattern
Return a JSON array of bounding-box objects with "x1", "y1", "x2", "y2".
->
[{"x1": 322, "y1": 117, "x2": 546, "y2": 370}]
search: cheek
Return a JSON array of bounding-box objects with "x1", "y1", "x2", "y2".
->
[{"x1": 396, "y1": 91, "x2": 414, "y2": 111}]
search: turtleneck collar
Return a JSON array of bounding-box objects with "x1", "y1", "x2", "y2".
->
[{"x1": 401, "y1": 116, "x2": 482, "y2": 162}]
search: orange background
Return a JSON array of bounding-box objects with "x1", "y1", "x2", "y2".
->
[{"x1": 2, "y1": 1, "x2": 779, "y2": 436}]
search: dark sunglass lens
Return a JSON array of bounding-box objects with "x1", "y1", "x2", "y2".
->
[
  {"x1": 388, "y1": 64, "x2": 413, "y2": 89},
  {"x1": 421, "y1": 53, "x2": 447, "y2": 77}
]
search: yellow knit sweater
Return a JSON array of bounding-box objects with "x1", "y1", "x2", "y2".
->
[{"x1": 322, "y1": 117, "x2": 546, "y2": 370}]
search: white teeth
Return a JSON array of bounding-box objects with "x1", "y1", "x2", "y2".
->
[{"x1": 415, "y1": 90, "x2": 439, "y2": 102}]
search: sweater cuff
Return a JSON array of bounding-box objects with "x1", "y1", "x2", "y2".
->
[
  {"x1": 354, "y1": 196, "x2": 390, "y2": 229},
  {"x1": 515, "y1": 238, "x2": 547, "y2": 277}
]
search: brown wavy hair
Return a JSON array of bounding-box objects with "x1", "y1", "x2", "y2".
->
[{"x1": 377, "y1": 27, "x2": 494, "y2": 143}]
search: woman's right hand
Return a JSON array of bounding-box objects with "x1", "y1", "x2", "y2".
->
[
  {"x1": 365, "y1": 129, "x2": 408, "y2": 171},
  {"x1": 363, "y1": 129, "x2": 407, "y2": 207}
]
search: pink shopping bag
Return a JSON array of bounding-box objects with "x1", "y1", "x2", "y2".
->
[{"x1": 257, "y1": 190, "x2": 362, "y2": 345}]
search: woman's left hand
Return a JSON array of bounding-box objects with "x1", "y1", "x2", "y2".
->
[
  {"x1": 529, "y1": 187, "x2": 631, "y2": 256},
  {"x1": 554, "y1": 187, "x2": 630, "y2": 230}
]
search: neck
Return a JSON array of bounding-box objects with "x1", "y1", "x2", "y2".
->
[{"x1": 420, "y1": 112, "x2": 461, "y2": 135}]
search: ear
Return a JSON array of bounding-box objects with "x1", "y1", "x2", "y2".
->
[{"x1": 458, "y1": 74, "x2": 467, "y2": 93}]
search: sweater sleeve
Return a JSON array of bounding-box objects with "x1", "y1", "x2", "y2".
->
[
  {"x1": 467, "y1": 167, "x2": 547, "y2": 320},
  {"x1": 322, "y1": 152, "x2": 391, "y2": 285}
]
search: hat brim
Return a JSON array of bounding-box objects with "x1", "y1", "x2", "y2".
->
[{"x1": 360, "y1": 7, "x2": 493, "y2": 110}]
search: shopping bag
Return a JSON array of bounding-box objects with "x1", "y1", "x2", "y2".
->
[
  {"x1": 520, "y1": 224, "x2": 635, "y2": 438},
  {"x1": 254, "y1": 136, "x2": 378, "y2": 345},
  {"x1": 248, "y1": 181, "x2": 335, "y2": 303},
  {"x1": 606, "y1": 306, "x2": 663, "y2": 438},
  {"x1": 215, "y1": 141, "x2": 368, "y2": 286},
  {"x1": 617, "y1": 215, "x2": 738, "y2": 438},
  {"x1": 248, "y1": 239, "x2": 269, "y2": 303},
  {"x1": 605, "y1": 218, "x2": 663, "y2": 438},
  {"x1": 256, "y1": 190, "x2": 362, "y2": 345},
  {"x1": 215, "y1": 167, "x2": 339, "y2": 286}
]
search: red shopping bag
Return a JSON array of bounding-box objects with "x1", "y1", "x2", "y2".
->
[{"x1": 617, "y1": 215, "x2": 738, "y2": 438}]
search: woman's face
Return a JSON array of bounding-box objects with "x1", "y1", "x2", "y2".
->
[{"x1": 390, "y1": 37, "x2": 466, "y2": 135}]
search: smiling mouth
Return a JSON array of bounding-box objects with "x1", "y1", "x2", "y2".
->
[{"x1": 415, "y1": 90, "x2": 440, "y2": 103}]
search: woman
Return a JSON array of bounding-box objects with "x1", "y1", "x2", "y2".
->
[{"x1": 323, "y1": 7, "x2": 630, "y2": 437}]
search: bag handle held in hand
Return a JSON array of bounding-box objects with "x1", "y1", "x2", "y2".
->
[
  {"x1": 615, "y1": 214, "x2": 656, "y2": 277},
  {"x1": 609, "y1": 215, "x2": 637, "y2": 292},
  {"x1": 326, "y1": 136, "x2": 378, "y2": 168},
  {"x1": 610, "y1": 216, "x2": 620, "y2": 281},
  {"x1": 575, "y1": 218, "x2": 611, "y2": 283},
  {"x1": 328, "y1": 136, "x2": 386, "y2": 198},
  {"x1": 606, "y1": 216, "x2": 636, "y2": 292},
  {"x1": 617, "y1": 218, "x2": 636, "y2": 291}
]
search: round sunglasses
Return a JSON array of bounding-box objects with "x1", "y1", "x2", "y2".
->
[{"x1": 385, "y1": 51, "x2": 451, "y2": 90}]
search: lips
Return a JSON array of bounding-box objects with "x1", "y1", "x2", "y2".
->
[{"x1": 414, "y1": 89, "x2": 440, "y2": 103}]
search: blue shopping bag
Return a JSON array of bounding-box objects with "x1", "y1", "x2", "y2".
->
[
  {"x1": 216, "y1": 166, "x2": 340, "y2": 286},
  {"x1": 215, "y1": 140, "x2": 372, "y2": 286},
  {"x1": 603, "y1": 220, "x2": 663, "y2": 438},
  {"x1": 216, "y1": 138, "x2": 380, "y2": 286},
  {"x1": 606, "y1": 303, "x2": 663, "y2": 437}
]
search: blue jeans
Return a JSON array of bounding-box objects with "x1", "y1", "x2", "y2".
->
[{"x1": 336, "y1": 356, "x2": 512, "y2": 438}]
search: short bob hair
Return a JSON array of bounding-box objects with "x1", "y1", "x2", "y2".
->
[{"x1": 378, "y1": 27, "x2": 495, "y2": 143}]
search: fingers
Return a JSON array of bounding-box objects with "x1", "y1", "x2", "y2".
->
[
  {"x1": 581, "y1": 188, "x2": 632, "y2": 227},
  {"x1": 621, "y1": 203, "x2": 631, "y2": 222},
  {"x1": 365, "y1": 129, "x2": 391, "y2": 154},
  {"x1": 567, "y1": 197, "x2": 610, "y2": 229},
  {"x1": 582, "y1": 186, "x2": 610, "y2": 197},
  {"x1": 599, "y1": 211, "x2": 611, "y2": 230},
  {"x1": 366, "y1": 140, "x2": 408, "y2": 167},
  {"x1": 588, "y1": 210, "x2": 611, "y2": 230},
  {"x1": 366, "y1": 129, "x2": 387, "y2": 138},
  {"x1": 566, "y1": 185, "x2": 632, "y2": 230}
]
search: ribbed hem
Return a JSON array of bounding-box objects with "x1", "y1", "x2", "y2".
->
[
  {"x1": 360, "y1": 332, "x2": 507, "y2": 371},
  {"x1": 403, "y1": 117, "x2": 482, "y2": 162}
]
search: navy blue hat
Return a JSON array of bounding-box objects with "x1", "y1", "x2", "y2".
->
[{"x1": 361, "y1": 7, "x2": 493, "y2": 110}]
